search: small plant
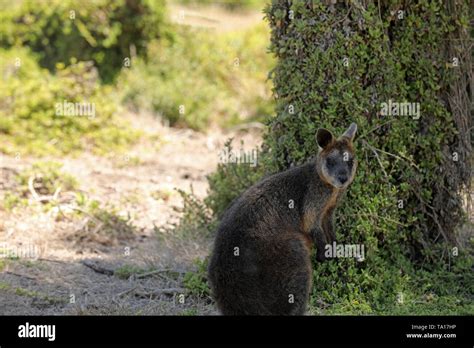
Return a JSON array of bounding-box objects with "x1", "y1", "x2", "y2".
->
[
  {"x1": 1, "y1": 191, "x2": 28, "y2": 210},
  {"x1": 0, "y1": 282, "x2": 67, "y2": 304},
  {"x1": 70, "y1": 194, "x2": 137, "y2": 245},
  {"x1": 114, "y1": 155, "x2": 143, "y2": 169},
  {"x1": 14, "y1": 287, "x2": 40, "y2": 298},
  {"x1": 183, "y1": 258, "x2": 211, "y2": 298},
  {"x1": 16, "y1": 161, "x2": 78, "y2": 198},
  {"x1": 78, "y1": 205, "x2": 136, "y2": 243},
  {"x1": 0, "y1": 282, "x2": 11, "y2": 291},
  {"x1": 205, "y1": 139, "x2": 266, "y2": 218},
  {"x1": 13, "y1": 286, "x2": 66, "y2": 305},
  {"x1": 151, "y1": 189, "x2": 174, "y2": 202},
  {"x1": 114, "y1": 264, "x2": 150, "y2": 280},
  {"x1": 179, "y1": 308, "x2": 199, "y2": 316},
  {"x1": 0, "y1": 259, "x2": 8, "y2": 272},
  {"x1": 164, "y1": 188, "x2": 215, "y2": 239},
  {"x1": 0, "y1": 247, "x2": 20, "y2": 261}
]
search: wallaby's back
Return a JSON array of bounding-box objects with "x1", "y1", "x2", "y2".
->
[{"x1": 208, "y1": 163, "x2": 314, "y2": 315}]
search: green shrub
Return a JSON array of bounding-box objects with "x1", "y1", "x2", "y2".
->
[
  {"x1": 16, "y1": 161, "x2": 78, "y2": 197},
  {"x1": 171, "y1": 189, "x2": 216, "y2": 238},
  {"x1": 183, "y1": 258, "x2": 211, "y2": 298},
  {"x1": 119, "y1": 22, "x2": 275, "y2": 130},
  {"x1": 0, "y1": 0, "x2": 167, "y2": 82},
  {"x1": 0, "y1": 47, "x2": 141, "y2": 156},
  {"x1": 261, "y1": 0, "x2": 472, "y2": 313},
  {"x1": 205, "y1": 139, "x2": 267, "y2": 218},
  {"x1": 74, "y1": 196, "x2": 137, "y2": 241},
  {"x1": 1, "y1": 192, "x2": 28, "y2": 211}
]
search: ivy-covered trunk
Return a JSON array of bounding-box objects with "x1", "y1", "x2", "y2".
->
[{"x1": 263, "y1": 0, "x2": 472, "y2": 313}]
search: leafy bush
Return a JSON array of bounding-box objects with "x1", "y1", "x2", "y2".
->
[
  {"x1": 0, "y1": 0, "x2": 167, "y2": 82},
  {"x1": 0, "y1": 47, "x2": 141, "y2": 156},
  {"x1": 205, "y1": 139, "x2": 267, "y2": 218},
  {"x1": 183, "y1": 258, "x2": 211, "y2": 298},
  {"x1": 261, "y1": 0, "x2": 472, "y2": 313},
  {"x1": 167, "y1": 189, "x2": 216, "y2": 239},
  {"x1": 119, "y1": 22, "x2": 275, "y2": 130}
]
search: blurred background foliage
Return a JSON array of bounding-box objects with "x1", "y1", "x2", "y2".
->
[
  {"x1": 0, "y1": 47, "x2": 141, "y2": 156},
  {"x1": 118, "y1": 22, "x2": 274, "y2": 130},
  {"x1": 0, "y1": 0, "x2": 167, "y2": 82},
  {"x1": 0, "y1": 0, "x2": 275, "y2": 154}
]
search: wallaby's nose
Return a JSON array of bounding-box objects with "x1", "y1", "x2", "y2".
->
[{"x1": 337, "y1": 172, "x2": 348, "y2": 184}]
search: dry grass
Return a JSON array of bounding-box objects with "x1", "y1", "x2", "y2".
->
[{"x1": 0, "y1": 111, "x2": 262, "y2": 316}]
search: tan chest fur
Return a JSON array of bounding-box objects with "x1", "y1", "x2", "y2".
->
[
  {"x1": 301, "y1": 188, "x2": 339, "y2": 233},
  {"x1": 321, "y1": 189, "x2": 339, "y2": 220}
]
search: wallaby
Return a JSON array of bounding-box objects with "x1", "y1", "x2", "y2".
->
[{"x1": 208, "y1": 123, "x2": 358, "y2": 315}]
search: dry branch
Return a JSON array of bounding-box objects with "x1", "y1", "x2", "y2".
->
[
  {"x1": 80, "y1": 260, "x2": 114, "y2": 276},
  {"x1": 5, "y1": 271, "x2": 36, "y2": 281},
  {"x1": 28, "y1": 175, "x2": 63, "y2": 202}
]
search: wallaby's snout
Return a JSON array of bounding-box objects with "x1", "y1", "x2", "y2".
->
[{"x1": 337, "y1": 170, "x2": 349, "y2": 185}]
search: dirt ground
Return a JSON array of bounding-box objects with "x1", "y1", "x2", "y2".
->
[
  {"x1": 0, "y1": 112, "x2": 263, "y2": 315},
  {"x1": 168, "y1": 2, "x2": 265, "y2": 32}
]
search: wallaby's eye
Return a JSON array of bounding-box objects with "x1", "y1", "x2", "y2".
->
[{"x1": 326, "y1": 158, "x2": 335, "y2": 168}]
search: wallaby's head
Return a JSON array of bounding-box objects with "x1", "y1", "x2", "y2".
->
[{"x1": 316, "y1": 123, "x2": 357, "y2": 189}]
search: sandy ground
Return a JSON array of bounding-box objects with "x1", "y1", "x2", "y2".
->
[
  {"x1": 168, "y1": 2, "x2": 265, "y2": 32},
  {"x1": 0, "y1": 112, "x2": 263, "y2": 315}
]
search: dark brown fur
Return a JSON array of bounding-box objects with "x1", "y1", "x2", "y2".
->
[{"x1": 208, "y1": 124, "x2": 357, "y2": 315}]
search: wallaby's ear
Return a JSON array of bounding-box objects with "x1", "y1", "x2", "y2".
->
[
  {"x1": 316, "y1": 128, "x2": 334, "y2": 149},
  {"x1": 342, "y1": 123, "x2": 357, "y2": 142}
]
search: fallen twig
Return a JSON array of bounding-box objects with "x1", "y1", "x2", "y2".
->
[
  {"x1": 69, "y1": 206, "x2": 102, "y2": 224},
  {"x1": 116, "y1": 286, "x2": 138, "y2": 298},
  {"x1": 5, "y1": 271, "x2": 36, "y2": 281},
  {"x1": 80, "y1": 260, "x2": 114, "y2": 276},
  {"x1": 28, "y1": 176, "x2": 63, "y2": 203},
  {"x1": 28, "y1": 176, "x2": 40, "y2": 201}
]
